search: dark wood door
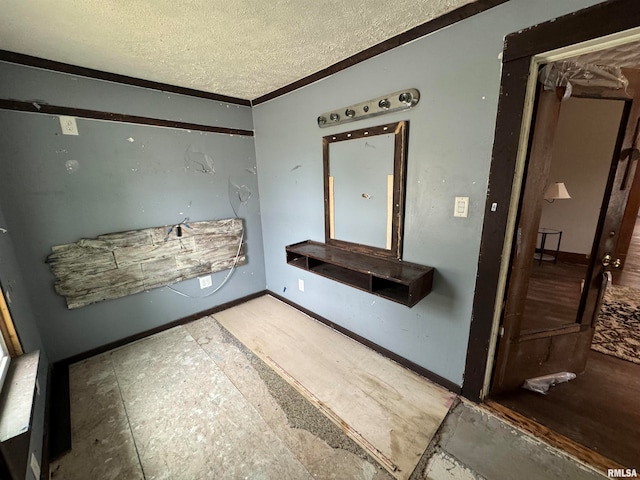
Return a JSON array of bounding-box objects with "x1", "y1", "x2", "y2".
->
[{"x1": 491, "y1": 86, "x2": 637, "y2": 393}]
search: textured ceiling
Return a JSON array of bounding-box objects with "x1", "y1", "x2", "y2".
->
[{"x1": 0, "y1": 0, "x2": 477, "y2": 101}]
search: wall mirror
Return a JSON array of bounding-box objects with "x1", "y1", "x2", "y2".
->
[{"x1": 323, "y1": 121, "x2": 408, "y2": 259}]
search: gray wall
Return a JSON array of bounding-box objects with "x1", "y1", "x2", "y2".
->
[
  {"x1": 253, "y1": 0, "x2": 604, "y2": 386},
  {"x1": 0, "y1": 205, "x2": 48, "y2": 480},
  {"x1": 0, "y1": 62, "x2": 266, "y2": 363}
]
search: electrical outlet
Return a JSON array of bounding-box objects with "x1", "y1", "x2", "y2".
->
[
  {"x1": 30, "y1": 452, "x2": 41, "y2": 479},
  {"x1": 59, "y1": 115, "x2": 79, "y2": 136},
  {"x1": 198, "y1": 275, "x2": 212, "y2": 289},
  {"x1": 298, "y1": 279, "x2": 305, "y2": 292}
]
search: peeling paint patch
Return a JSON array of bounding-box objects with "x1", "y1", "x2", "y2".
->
[
  {"x1": 65, "y1": 160, "x2": 80, "y2": 173},
  {"x1": 228, "y1": 179, "x2": 253, "y2": 216},
  {"x1": 184, "y1": 145, "x2": 215, "y2": 174}
]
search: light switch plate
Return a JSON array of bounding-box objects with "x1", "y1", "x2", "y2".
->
[
  {"x1": 59, "y1": 116, "x2": 79, "y2": 135},
  {"x1": 30, "y1": 452, "x2": 41, "y2": 479},
  {"x1": 454, "y1": 197, "x2": 469, "y2": 218}
]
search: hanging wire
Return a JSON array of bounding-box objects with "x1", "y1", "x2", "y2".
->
[
  {"x1": 166, "y1": 189, "x2": 246, "y2": 299},
  {"x1": 164, "y1": 217, "x2": 191, "y2": 242},
  {"x1": 165, "y1": 226, "x2": 244, "y2": 298}
]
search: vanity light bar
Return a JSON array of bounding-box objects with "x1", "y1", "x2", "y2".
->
[{"x1": 317, "y1": 89, "x2": 420, "y2": 128}]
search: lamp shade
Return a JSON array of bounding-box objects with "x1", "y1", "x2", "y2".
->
[{"x1": 544, "y1": 182, "x2": 571, "y2": 200}]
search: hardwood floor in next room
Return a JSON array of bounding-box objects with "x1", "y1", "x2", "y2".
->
[{"x1": 493, "y1": 217, "x2": 640, "y2": 469}]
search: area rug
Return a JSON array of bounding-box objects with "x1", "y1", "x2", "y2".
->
[{"x1": 592, "y1": 285, "x2": 640, "y2": 364}]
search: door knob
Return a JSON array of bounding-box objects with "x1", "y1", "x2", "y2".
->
[{"x1": 602, "y1": 254, "x2": 622, "y2": 268}]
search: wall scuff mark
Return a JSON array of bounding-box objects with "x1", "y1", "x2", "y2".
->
[{"x1": 46, "y1": 218, "x2": 245, "y2": 309}]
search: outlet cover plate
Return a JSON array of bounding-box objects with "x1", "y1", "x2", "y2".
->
[
  {"x1": 199, "y1": 275, "x2": 212, "y2": 289},
  {"x1": 59, "y1": 115, "x2": 79, "y2": 135}
]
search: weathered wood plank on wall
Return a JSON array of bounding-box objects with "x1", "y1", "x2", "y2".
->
[{"x1": 46, "y1": 218, "x2": 245, "y2": 309}]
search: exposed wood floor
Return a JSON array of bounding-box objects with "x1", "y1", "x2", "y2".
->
[
  {"x1": 213, "y1": 295, "x2": 456, "y2": 480},
  {"x1": 521, "y1": 260, "x2": 587, "y2": 332},
  {"x1": 51, "y1": 301, "x2": 605, "y2": 480},
  {"x1": 494, "y1": 350, "x2": 640, "y2": 468},
  {"x1": 494, "y1": 217, "x2": 640, "y2": 469},
  {"x1": 51, "y1": 321, "x2": 397, "y2": 480}
]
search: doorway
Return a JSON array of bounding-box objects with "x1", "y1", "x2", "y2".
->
[
  {"x1": 462, "y1": 0, "x2": 640, "y2": 472},
  {"x1": 489, "y1": 77, "x2": 640, "y2": 467}
]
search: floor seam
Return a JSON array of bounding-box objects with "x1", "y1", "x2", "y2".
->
[{"x1": 109, "y1": 352, "x2": 148, "y2": 480}]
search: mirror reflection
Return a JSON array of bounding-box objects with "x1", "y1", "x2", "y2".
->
[{"x1": 323, "y1": 121, "x2": 407, "y2": 258}]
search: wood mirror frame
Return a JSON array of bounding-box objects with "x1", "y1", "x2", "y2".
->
[{"x1": 323, "y1": 121, "x2": 408, "y2": 259}]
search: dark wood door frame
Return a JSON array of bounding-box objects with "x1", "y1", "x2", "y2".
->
[
  {"x1": 615, "y1": 69, "x2": 640, "y2": 266},
  {"x1": 462, "y1": 0, "x2": 640, "y2": 402}
]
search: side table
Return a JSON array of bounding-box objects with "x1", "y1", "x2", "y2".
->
[{"x1": 535, "y1": 228, "x2": 562, "y2": 265}]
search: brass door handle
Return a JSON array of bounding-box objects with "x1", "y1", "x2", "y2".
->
[{"x1": 602, "y1": 254, "x2": 622, "y2": 268}]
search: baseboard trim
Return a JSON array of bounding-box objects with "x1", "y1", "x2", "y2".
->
[
  {"x1": 46, "y1": 363, "x2": 71, "y2": 463},
  {"x1": 41, "y1": 364, "x2": 53, "y2": 480},
  {"x1": 556, "y1": 251, "x2": 590, "y2": 265},
  {"x1": 59, "y1": 290, "x2": 267, "y2": 367},
  {"x1": 45, "y1": 289, "x2": 267, "y2": 467},
  {"x1": 267, "y1": 291, "x2": 462, "y2": 394},
  {"x1": 537, "y1": 250, "x2": 590, "y2": 265}
]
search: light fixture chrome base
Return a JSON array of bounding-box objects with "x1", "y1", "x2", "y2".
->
[{"x1": 317, "y1": 89, "x2": 419, "y2": 128}]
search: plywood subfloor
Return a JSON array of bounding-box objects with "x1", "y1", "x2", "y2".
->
[
  {"x1": 52, "y1": 323, "x2": 392, "y2": 479},
  {"x1": 213, "y1": 295, "x2": 456, "y2": 480}
]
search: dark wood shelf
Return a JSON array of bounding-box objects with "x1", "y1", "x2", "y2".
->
[{"x1": 285, "y1": 240, "x2": 434, "y2": 307}]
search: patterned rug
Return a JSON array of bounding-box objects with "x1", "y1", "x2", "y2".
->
[{"x1": 592, "y1": 285, "x2": 640, "y2": 364}]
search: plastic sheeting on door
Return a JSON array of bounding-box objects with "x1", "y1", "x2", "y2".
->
[{"x1": 539, "y1": 61, "x2": 629, "y2": 99}]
